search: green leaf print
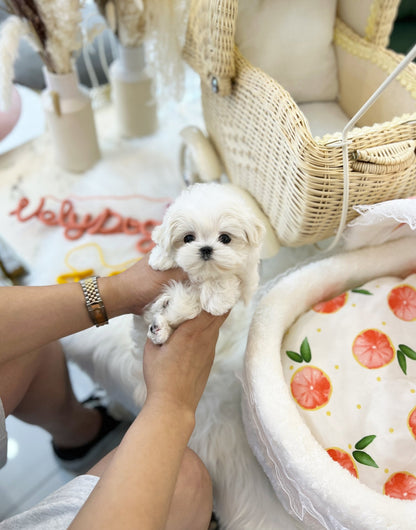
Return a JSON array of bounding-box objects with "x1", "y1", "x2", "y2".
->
[
  {"x1": 397, "y1": 349, "x2": 408, "y2": 374},
  {"x1": 354, "y1": 435, "x2": 376, "y2": 450},
  {"x1": 352, "y1": 451, "x2": 379, "y2": 468},
  {"x1": 398, "y1": 344, "x2": 416, "y2": 360},
  {"x1": 351, "y1": 289, "x2": 373, "y2": 295},
  {"x1": 286, "y1": 351, "x2": 303, "y2": 363},
  {"x1": 300, "y1": 337, "x2": 312, "y2": 363}
]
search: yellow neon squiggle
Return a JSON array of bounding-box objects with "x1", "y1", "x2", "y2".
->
[
  {"x1": 57, "y1": 269, "x2": 94, "y2": 284},
  {"x1": 56, "y1": 242, "x2": 141, "y2": 283}
]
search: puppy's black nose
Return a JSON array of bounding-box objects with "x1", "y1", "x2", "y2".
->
[{"x1": 200, "y1": 246, "x2": 213, "y2": 260}]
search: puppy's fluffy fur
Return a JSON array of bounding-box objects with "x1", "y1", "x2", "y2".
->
[{"x1": 144, "y1": 183, "x2": 265, "y2": 343}]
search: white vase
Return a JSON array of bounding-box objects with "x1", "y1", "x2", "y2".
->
[
  {"x1": 42, "y1": 68, "x2": 101, "y2": 173},
  {"x1": 109, "y1": 44, "x2": 158, "y2": 138}
]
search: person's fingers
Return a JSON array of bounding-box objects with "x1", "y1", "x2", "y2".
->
[
  {"x1": 143, "y1": 336, "x2": 163, "y2": 355},
  {"x1": 175, "y1": 310, "x2": 229, "y2": 336},
  {"x1": 144, "y1": 311, "x2": 228, "y2": 357},
  {"x1": 119, "y1": 255, "x2": 189, "y2": 316},
  {"x1": 141, "y1": 253, "x2": 187, "y2": 283}
]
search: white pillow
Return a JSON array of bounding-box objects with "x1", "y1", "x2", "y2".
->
[
  {"x1": 337, "y1": 0, "x2": 375, "y2": 40},
  {"x1": 298, "y1": 101, "x2": 349, "y2": 137},
  {"x1": 343, "y1": 198, "x2": 416, "y2": 251},
  {"x1": 235, "y1": 0, "x2": 339, "y2": 103}
]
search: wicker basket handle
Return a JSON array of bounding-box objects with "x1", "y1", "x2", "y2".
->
[
  {"x1": 351, "y1": 140, "x2": 416, "y2": 174},
  {"x1": 183, "y1": 0, "x2": 238, "y2": 96}
]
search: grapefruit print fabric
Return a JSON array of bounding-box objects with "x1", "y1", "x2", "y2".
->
[
  {"x1": 408, "y1": 406, "x2": 416, "y2": 439},
  {"x1": 388, "y1": 284, "x2": 416, "y2": 321},
  {"x1": 352, "y1": 329, "x2": 395, "y2": 369},
  {"x1": 384, "y1": 472, "x2": 416, "y2": 500},
  {"x1": 313, "y1": 292, "x2": 348, "y2": 314},
  {"x1": 281, "y1": 273, "x2": 416, "y2": 496},
  {"x1": 327, "y1": 448, "x2": 358, "y2": 478},
  {"x1": 290, "y1": 366, "x2": 332, "y2": 410}
]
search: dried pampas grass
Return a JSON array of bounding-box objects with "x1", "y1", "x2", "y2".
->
[
  {"x1": 0, "y1": 15, "x2": 27, "y2": 110},
  {"x1": 35, "y1": 0, "x2": 82, "y2": 74},
  {"x1": 141, "y1": 0, "x2": 191, "y2": 101},
  {"x1": 95, "y1": 0, "x2": 190, "y2": 101},
  {"x1": 95, "y1": 0, "x2": 145, "y2": 48},
  {"x1": 3, "y1": 0, "x2": 82, "y2": 74},
  {"x1": 0, "y1": 0, "x2": 83, "y2": 109}
]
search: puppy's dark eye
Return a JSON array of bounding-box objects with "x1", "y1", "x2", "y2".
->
[
  {"x1": 183, "y1": 234, "x2": 195, "y2": 244},
  {"x1": 218, "y1": 233, "x2": 231, "y2": 244}
]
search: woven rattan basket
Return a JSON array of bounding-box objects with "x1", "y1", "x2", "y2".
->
[{"x1": 182, "y1": 0, "x2": 416, "y2": 247}]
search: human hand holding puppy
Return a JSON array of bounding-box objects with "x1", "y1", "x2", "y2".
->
[
  {"x1": 145, "y1": 183, "x2": 265, "y2": 344},
  {"x1": 143, "y1": 310, "x2": 229, "y2": 414},
  {"x1": 106, "y1": 253, "x2": 187, "y2": 317}
]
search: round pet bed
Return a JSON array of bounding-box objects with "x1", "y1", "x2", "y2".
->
[{"x1": 242, "y1": 236, "x2": 416, "y2": 530}]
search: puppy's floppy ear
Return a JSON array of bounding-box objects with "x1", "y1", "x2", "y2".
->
[
  {"x1": 222, "y1": 184, "x2": 266, "y2": 249},
  {"x1": 150, "y1": 224, "x2": 164, "y2": 247},
  {"x1": 148, "y1": 221, "x2": 177, "y2": 270},
  {"x1": 243, "y1": 212, "x2": 266, "y2": 248}
]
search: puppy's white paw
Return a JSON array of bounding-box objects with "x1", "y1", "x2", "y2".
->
[
  {"x1": 147, "y1": 317, "x2": 172, "y2": 345},
  {"x1": 145, "y1": 282, "x2": 202, "y2": 344},
  {"x1": 201, "y1": 280, "x2": 240, "y2": 315}
]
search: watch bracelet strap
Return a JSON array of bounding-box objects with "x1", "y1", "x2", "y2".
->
[{"x1": 79, "y1": 276, "x2": 108, "y2": 327}]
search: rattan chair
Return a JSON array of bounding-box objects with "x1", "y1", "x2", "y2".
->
[{"x1": 181, "y1": 0, "x2": 416, "y2": 247}]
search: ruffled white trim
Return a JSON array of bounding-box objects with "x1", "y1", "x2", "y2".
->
[{"x1": 342, "y1": 198, "x2": 416, "y2": 250}]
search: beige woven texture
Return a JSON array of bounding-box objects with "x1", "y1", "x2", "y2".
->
[{"x1": 183, "y1": 0, "x2": 416, "y2": 247}]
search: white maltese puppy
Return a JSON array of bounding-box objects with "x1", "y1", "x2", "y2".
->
[{"x1": 145, "y1": 183, "x2": 265, "y2": 344}]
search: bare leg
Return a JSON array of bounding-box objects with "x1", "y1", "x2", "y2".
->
[
  {"x1": 88, "y1": 447, "x2": 213, "y2": 530},
  {"x1": 165, "y1": 448, "x2": 213, "y2": 530},
  {"x1": 1, "y1": 344, "x2": 213, "y2": 529},
  {"x1": 0, "y1": 341, "x2": 101, "y2": 448}
]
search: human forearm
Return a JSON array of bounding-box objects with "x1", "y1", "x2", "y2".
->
[
  {"x1": 70, "y1": 399, "x2": 195, "y2": 529},
  {"x1": 0, "y1": 256, "x2": 186, "y2": 363},
  {"x1": 71, "y1": 312, "x2": 227, "y2": 529},
  {"x1": 0, "y1": 282, "x2": 92, "y2": 362}
]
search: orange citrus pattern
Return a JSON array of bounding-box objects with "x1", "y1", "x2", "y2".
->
[
  {"x1": 352, "y1": 329, "x2": 395, "y2": 369},
  {"x1": 388, "y1": 284, "x2": 416, "y2": 321},
  {"x1": 290, "y1": 365, "x2": 332, "y2": 410},
  {"x1": 327, "y1": 447, "x2": 358, "y2": 478},
  {"x1": 407, "y1": 406, "x2": 416, "y2": 439},
  {"x1": 384, "y1": 471, "x2": 416, "y2": 500},
  {"x1": 313, "y1": 292, "x2": 348, "y2": 314},
  {"x1": 284, "y1": 275, "x2": 416, "y2": 496}
]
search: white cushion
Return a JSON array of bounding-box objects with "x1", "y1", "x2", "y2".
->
[
  {"x1": 235, "y1": 0, "x2": 339, "y2": 103},
  {"x1": 298, "y1": 101, "x2": 350, "y2": 137},
  {"x1": 337, "y1": 0, "x2": 375, "y2": 40}
]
